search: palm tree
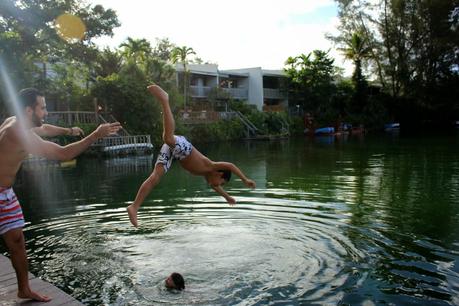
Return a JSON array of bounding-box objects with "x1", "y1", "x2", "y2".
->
[
  {"x1": 339, "y1": 31, "x2": 371, "y2": 86},
  {"x1": 339, "y1": 31, "x2": 372, "y2": 112},
  {"x1": 119, "y1": 37, "x2": 151, "y2": 65},
  {"x1": 171, "y1": 46, "x2": 195, "y2": 108},
  {"x1": 145, "y1": 57, "x2": 175, "y2": 84},
  {"x1": 94, "y1": 48, "x2": 122, "y2": 78}
]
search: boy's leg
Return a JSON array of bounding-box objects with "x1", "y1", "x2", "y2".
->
[
  {"x1": 127, "y1": 164, "x2": 166, "y2": 227},
  {"x1": 2, "y1": 229, "x2": 51, "y2": 302},
  {"x1": 147, "y1": 84, "x2": 176, "y2": 147}
]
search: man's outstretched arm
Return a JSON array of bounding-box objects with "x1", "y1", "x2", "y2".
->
[
  {"x1": 24, "y1": 122, "x2": 121, "y2": 161},
  {"x1": 32, "y1": 124, "x2": 84, "y2": 137}
]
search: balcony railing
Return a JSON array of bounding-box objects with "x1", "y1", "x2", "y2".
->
[
  {"x1": 189, "y1": 86, "x2": 248, "y2": 100},
  {"x1": 189, "y1": 86, "x2": 212, "y2": 97},
  {"x1": 222, "y1": 88, "x2": 248, "y2": 99},
  {"x1": 263, "y1": 88, "x2": 286, "y2": 99}
]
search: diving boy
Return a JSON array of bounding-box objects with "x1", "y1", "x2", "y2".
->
[{"x1": 127, "y1": 84, "x2": 255, "y2": 227}]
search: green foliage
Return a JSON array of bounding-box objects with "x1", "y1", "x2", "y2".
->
[
  {"x1": 289, "y1": 116, "x2": 305, "y2": 135},
  {"x1": 119, "y1": 37, "x2": 152, "y2": 66},
  {"x1": 229, "y1": 100, "x2": 257, "y2": 115},
  {"x1": 152, "y1": 38, "x2": 177, "y2": 61},
  {"x1": 0, "y1": 0, "x2": 120, "y2": 114},
  {"x1": 0, "y1": 0, "x2": 119, "y2": 62},
  {"x1": 93, "y1": 48, "x2": 123, "y2": 78},
  {"x1": 332, "y1": 0, "x2": 459, "y2": 126},
  {"x1": 186, "y1": 119, "x2": 245, "y2": 143},
  {"x1": 144, "y1": 57, "x2": 175, "y2": 86},
  {"x1": 171, "y1": 46, "x2": 196, "y2": 64},
  {"x1": 284, "y1": 50, "x2": 337, "y2": 113},
  {"x1": 171, "y1": 45, "x2": 196, "y2": 108},
  {"x1": 284, "y1": 50, "x2": 341, "y2": 126},
  {"x1": 91, "y1": 68, "x2": 162, "y2": 141}
]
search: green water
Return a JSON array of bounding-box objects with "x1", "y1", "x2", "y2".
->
[{"x1": 2, "y1": 134, "x2": 459, "y2": 305}]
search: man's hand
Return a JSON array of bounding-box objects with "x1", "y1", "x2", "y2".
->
[
  {"x1": 95, "y1": 122, "x2": 122, "y2": 138},
  {"x1": 244, "y1": 179, "x2": 256, "y2": 189}
]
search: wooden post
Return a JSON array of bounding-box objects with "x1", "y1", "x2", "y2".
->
[{"x1": 94, "y1": 97, "x2": 99, "y2": 124}]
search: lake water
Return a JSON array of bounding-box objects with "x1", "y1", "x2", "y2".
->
[{"x1": 2, "y1": 134, "x2": 459, "y2": 305}]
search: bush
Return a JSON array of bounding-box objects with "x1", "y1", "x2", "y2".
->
[{"x1": 186, "y1": 118, "x2": 245, "y2": 143}]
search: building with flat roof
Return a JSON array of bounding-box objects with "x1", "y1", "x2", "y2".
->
[{"x1": 175, "y1": 64, "x2": 288, "y2": 111}]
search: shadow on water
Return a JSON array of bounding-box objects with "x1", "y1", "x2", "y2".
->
[{"x1": 1, "y1": 134, "x2": 459, "y2": 305}]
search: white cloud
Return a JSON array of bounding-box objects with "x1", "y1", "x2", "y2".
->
[{"x1": 89, "y1": 0, "x2": 352, "y2": 74}]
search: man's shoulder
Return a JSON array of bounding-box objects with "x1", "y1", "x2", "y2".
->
[
  {"x1": 0, "y1": 120, "x2": 29, "y2": 146},
  {"x1": 0, "y1": 126, "x2": 17, "y2": 145}
]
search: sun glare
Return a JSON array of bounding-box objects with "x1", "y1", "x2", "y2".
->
[
  {"x1": 55, "y1": 13, "x2": 86, "y2": 43},
  {"x1": 0, "y1": 57, "x2": 27, "y2": 131}
]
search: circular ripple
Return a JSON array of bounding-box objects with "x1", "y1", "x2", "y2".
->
[{"x1": 23, "y1": 189, "x2": 364, "y2": 305}]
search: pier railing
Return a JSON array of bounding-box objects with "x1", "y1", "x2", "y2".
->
[
  {"x1": 92, "y1": 135, "x2": 152, "y2": 147},
  {"x1": 91, "y1": 135, "x2": 153, "y2": 156}
]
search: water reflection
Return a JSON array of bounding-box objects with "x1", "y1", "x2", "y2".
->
[{"x1": 1, "y1": 136, "x2": 458, "y2": 305}]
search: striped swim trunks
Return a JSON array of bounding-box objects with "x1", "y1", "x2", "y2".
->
[{"x1": 0, "y1": 187, "x2": 25, "y2": 235}]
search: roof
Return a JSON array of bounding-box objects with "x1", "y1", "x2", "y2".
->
[
  {"x1": 175, "y1": 63, "x2": 218, "y2": 76},
  {"x1": 262, "y1": 69, "x2": 286, "y2": 77},
  {"x1": 219, "y1": 70, "x2": 250, "y2": 77}
]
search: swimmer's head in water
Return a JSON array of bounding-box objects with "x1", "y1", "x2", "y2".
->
[{"x1": 165, "y1": 272, "x2": 185, "y2": 290}]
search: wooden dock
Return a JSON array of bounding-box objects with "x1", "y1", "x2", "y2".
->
[{"x1": 0, "y1": 254, "x2": 83, "y2": 305}]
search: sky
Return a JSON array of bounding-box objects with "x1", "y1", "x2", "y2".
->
[{"x1": 88, "y1": 0, "x2": 352, "y2": 74}]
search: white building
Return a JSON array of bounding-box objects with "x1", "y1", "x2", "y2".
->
[{"x1": 175, "y1": 64, "x2": 288, "y2": 111}]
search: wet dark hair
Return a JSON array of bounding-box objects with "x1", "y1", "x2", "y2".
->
[
  {"x1": 171, "y1": 272, "x2": 185, "y2": 290},
  {"x1": 219, "y1": 169, "x2": 231, "y2": 183},
  {"x1": 18, "y1": 88, "x2": 43, "y2": 109}
]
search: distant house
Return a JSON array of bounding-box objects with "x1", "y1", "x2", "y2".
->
[
  {"x1": 33, "y1": 61, "x2": 88, "y2": 112},
  {"x1": 175, "y1": 64, "x2": 288, "y2": 111}
]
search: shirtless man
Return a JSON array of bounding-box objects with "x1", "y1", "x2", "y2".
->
[
  {"x1": 127, "y1": 84, "x2": 256, "y2": 227},
  {"x1": 0, "y1": 88, "x2": 121, "y2": 302}
]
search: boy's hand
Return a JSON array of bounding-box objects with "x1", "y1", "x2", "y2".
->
[
  {"x1": 147, "y1": 84, "x2": 169, "y2": 102},
  {"x1": 226, "y1": 196, "x2": 236, "y2": 206},
  {"x1": 244, "y1": 179, "x2": 256, "y2": 189}
]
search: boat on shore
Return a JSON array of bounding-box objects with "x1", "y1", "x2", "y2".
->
[{"x1": 384, "y1": 123, "x2": 400, "y2": 132}]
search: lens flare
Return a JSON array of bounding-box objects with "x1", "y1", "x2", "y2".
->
[
  {"x1": 0, "y1": 57, "x2": 28, "y2": 136},
  {"x1": 55, "y1": 13, "x2": 86, "y2": 43}
]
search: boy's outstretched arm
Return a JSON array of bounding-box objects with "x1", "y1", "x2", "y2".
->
[
  {"x1": 213, "y1": 162, "x2": 256, "y2": 188},
  {"x1": 212, "y1": 185, "x2": 236, "y2": 205}
]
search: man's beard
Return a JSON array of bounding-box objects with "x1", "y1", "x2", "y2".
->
[{"x1": 32, "y1": 112, "x2": 43, "y2": 127}]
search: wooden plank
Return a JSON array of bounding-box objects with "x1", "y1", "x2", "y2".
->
[
  {"x1": 0, "y1": 255, "x2": 83, "y2": 306},
  {"x1": 0, "y1": 254, "x2": 16, "y2": 276}
]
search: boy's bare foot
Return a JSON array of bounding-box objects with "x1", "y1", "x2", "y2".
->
[
  {"x1": 147, "y1": 84, "x2": 169, "y2": 103},
  {"x1": 18, "y1": 289, "x2": 51, "y2": 302},
  {"x1": 127, "y1": 204, "x2": 139, "y2": 227}
]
